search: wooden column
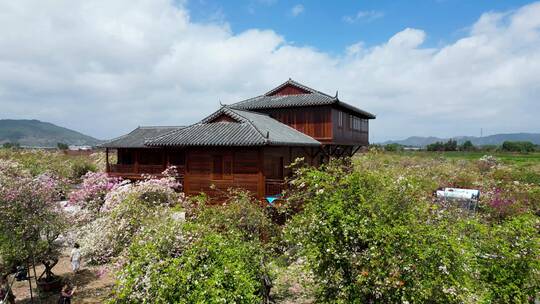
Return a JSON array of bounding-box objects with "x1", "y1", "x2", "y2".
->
[
  {"x1": 183, "y1": 149, "x2": 190, "y2": 195},
  {"x1": 257, "y1": 148, "x2": 265, "y2": 199},
  {"x1": 162, "y1": 149, "x2": 167, "y2": 171},
  {"x1": 105, "y1": 148, "x2": 110, "y2": 172},
  {"x1": 134, "y1": 149, "x2": 139, "y2": 174}
]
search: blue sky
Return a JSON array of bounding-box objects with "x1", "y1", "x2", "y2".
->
[{"x1": 187, "y1": 0, "x2": 533, "y2": 53}]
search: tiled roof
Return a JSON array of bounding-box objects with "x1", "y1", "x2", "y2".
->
[
  {"x1": 145, "y1": 107, "x2": 321, "y2": 147},
  {"x1": 230, "y1": 79, "x2": 376, "y2": 119},
  {"x1": 100, "y1": 126, "x2": 182, "y2": 148}
]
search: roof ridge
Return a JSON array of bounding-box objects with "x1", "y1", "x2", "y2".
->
[
  {"x1": 227, "y1": 107, "x2": 271, "y2": 117},
  {"x1": 263, "y1": 79, "x2": 335, "y2": 98},
  {"x1": 99, "y1": 126, "x2": 144, "y2": 147},
  {"x1": 144, "y1": 125, "x2": 192, "y2": 145},
  {"x1": 139, "y1": 125, "x2": 183, "y2": 129}
]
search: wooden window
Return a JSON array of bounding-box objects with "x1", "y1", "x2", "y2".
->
[
  {"x1": 223, "y1": 155, "x2": 233, "y2": 179},
  {"x1": 212, "y1": 155, "x2": 223, "y2": 180},
  {"x1": 264, "y1": 156, "x2": 284, "y2": 179},
  {"x1": 338, "y1": 111, "x2": 343, "y2": 128},
  {"x1": 118, "y1": 149, "x2": 133, "y2": 165},
  {"x1": 139, "y1": 150, "x2": 162, "y2": 165},
  {"x1": 212, "y1": 154, "x2": 233, "y2": 180},
  {"x1": 349, "y1": 114, "x2": 353, "y2": 130},
  {"x1": 359, "y1": 119, "x2": 368, "y2": 133},
  {"x1": 169, "y1": 151, "x2": 185, "y2": 166}
]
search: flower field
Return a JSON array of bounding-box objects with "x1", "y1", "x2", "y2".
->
[{"x1": 0, "y1": 149, "x2": 538, "y2": 303}]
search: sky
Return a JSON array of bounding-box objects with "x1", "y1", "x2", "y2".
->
[{"x1": 0, "y1": 0, "x2": 539, "y2": 142}]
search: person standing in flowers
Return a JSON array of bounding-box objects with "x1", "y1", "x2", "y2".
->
[
  {"x1": 58, "y1": 283, "x2": 76, "y2": 304},
  {"x1": 70, "y1": 243, "x2": 81, "y2": 273}
]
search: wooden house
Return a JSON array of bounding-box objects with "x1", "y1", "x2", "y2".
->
[{"x1": 101, "y1": 79, "x2": 375, "y2": 199}]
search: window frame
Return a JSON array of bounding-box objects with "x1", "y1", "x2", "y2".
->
[{"x1": 212, "y1": 154, "x2": 233, "y2": 180}]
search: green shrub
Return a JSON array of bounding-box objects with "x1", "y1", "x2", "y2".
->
[
  {"x1": 0, "y1": 149, "x2": 97, "y2": 181},
  {"x1": 70, "y1": 160, "x2": 97, "y2": 179},
  {"x1": 384, "y1": 143, "x2": 403, "y2": 152},
  {"x1": 501, "y1": 141, "x2": 535, "y2": 153},
  {"x1": 477, "y1": 214, "x2": 540, "y2": 303},
  {"x1": 193, "y1": 189, "x2": 277, "y2": 242},
  {"x1": 111, "y1": 223, "x2": 268, "y2": 303},
  {"x1": 284, "y1": 160, "x2": 477, "y2": 303}
]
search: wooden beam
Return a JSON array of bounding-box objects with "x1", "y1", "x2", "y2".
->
[{"x1": 351, "y1": 145, "x2": 362, "y2": 156}]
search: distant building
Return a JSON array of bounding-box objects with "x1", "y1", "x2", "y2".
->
[{"x1": 68, "y1": 145, "x2": 93, "y2": 151}]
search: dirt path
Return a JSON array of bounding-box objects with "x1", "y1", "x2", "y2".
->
[{"x1": 11, "y1": 250, "x2": 114, "y2": 303}]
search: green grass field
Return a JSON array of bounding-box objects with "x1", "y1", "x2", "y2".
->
[{"x1": 404, "y1": 151, "x2": 540, "y2": 166}]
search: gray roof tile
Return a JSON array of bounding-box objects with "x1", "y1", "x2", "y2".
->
[
  {"x1": 146, "y1": 107, "x2": 321, "y2": 147},
  {"x1": 230, "y1": 79, "x2": 376, "y2": 119},
  {"x1": 100, "y1": 126, "x2": 182, "y2": 148}
]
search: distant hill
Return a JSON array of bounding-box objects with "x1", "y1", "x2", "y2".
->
[
  {"x1": 0, "y1": 119, "x2": 101, "y2": 147},
  {"x1": 380, "y1": 133, "x2": 540, "y2": 147}
]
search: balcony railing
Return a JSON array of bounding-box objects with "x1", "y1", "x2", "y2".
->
[
  {"x1": 265, "y1": 178, "x2": 286, "y2": 196},
  {"x1": 109, "y1": 164, "x2": 165, "y2": 175}
]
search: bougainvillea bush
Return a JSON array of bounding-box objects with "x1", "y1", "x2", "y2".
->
[
  {"x1": 77, "y1": 176, "x2": 185, "y2": 264},
  {"x1": 283, "y1": 160, "x2": 477, "y2": 303},
  {"x1": 110, "y1": 191, "x2": 274, "y2": 303},
  {"x1": 282, "y1": 157, "x2": 539, "y2": 303},
  {"x1": 111, "y1": 224, "x2": 266, "y2": 304},
  {"x1": 69, "y1": 172, "x2": 122, "y2": 216},
  {"x1": 0, "y1": 159, "x2": 65, "y2": 278}
]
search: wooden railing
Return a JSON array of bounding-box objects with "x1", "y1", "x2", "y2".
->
[
  {"x1": 109, "y1": 164, "x2": 165, "y2": 175},
  {"x1": 139, "y1": 165, "x2": 167, "y2": 174},
  {"x1": 265, "y1": 178, "x2": 286, "y2": 196},
  {"x1": 109, "y1": 164, "x2": 135, "y2": 173}
]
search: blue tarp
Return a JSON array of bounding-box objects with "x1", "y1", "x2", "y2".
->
[{"x1": 265, "y1": 195, "x2": 281, "y2": 204}]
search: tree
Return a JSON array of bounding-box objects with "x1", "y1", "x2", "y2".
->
[
  {"x1": 460, "y1": 140, "x2": 475, "y2": 151},
  {"x1": 444, "y1": 139, "x2": 458, "y2": 151},
  {"x1": 57, "y1": 142, "x2": 69, "y2": 150},
  {"x1": 0, "y1": 160, "x2": 65, "y2": 285},
  {"x1": 426, "y1": 141, "x2": 445, "y2": 151},
  {"x1": 427, "y1": 139, "x2": 458, "y2": 151},
  {"x1": 384, "y1": 143, "x2": 403, "y2": 152},
  {"x1": 501, "y1": 141, "x2": 535, "y2": 153},
  {"x1": 2, "y1": 142, "x2": 20, "y2": 149}
]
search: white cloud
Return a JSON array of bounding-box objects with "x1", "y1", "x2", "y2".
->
[
  {"x1": 0, "y1": 1, "x2": 540, "y2": 142},
  {"x1": 291, "y1": 4, "x2": 304, "y2": 17},
  {"x1": 343, "y1": 10, "x2": 384, "y2": 24}
]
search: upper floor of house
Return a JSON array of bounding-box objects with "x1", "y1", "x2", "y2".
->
[{"x1": 229, "y1": 79, "x2": 375, "y2": 146}]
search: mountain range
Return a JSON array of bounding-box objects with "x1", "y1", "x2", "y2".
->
[
  {"x1": 1, "y1": 119, "x2": 538, "y2": 149},
  {"x1": 380, "y1": 133, "x2": 540, "y2": 147},
  {"x1": 0, "y1": 119, "x2": 101, "y2": 147}
]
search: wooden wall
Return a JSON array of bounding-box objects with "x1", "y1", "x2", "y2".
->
[
  {"x1": 331, "y1": 108, "x2": 369, "y2": 146},
  {"x1": 184, "y1": 148, "x2": 262, "y2": 198},
  {"x1": 183, "y1": 146, "x2": 319, "y2": 198},
  {"x1": 268, "y1": 84, "x2": 309, "y2": 96},
  {"x1": 256, "y1": 106, "x2": 369, "y2": 146},
  {"x1": 258, "y1": 106, "x2": 333, "y2": 142}
]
